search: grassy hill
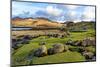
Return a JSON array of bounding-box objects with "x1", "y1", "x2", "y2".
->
[{"x1": 65, "y1": 22, "x2": 95, "y2": 31}]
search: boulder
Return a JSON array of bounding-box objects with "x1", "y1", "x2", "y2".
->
[
  {"x1": 48, "y1": 44, "x2": 68, "y2": 55},
  {"x1": 59, "y1": 34, "x2": 65, "y2": 38},
  {"x1": 66, "y1": 39, "x2": 74, "y2": 45},
  {"x1": 82, "y1": 37, "x2": 96, "y2": 47},
  {"x1": 12, "y1": 38, "x2": 17, "y2": 43},
  {"x1": 52, "y1": 43, "x2": 65, "y2": 54},
  {"x1": 34, "y1": 45, "x2": 47, "y2": 57},
  {"x1": 53, "y1": 34, "x2": 59, "y2": 38},
  {"x1": 12, "y1": 43, "x2": 18, "y2": 49},
  {"x1": 23, "y1": 35, "x2": 32, "y2": 40},
  {"x1": 74, "y1": 40, "x2": 82, "y2": 46},
  {"x1": 64, "y1": 45, "x2": 69, "y2": 52},
  {"x1": 21, "y1": 39, "x2": 29, "y2": 44},
  {"x1": 90, "y1": 39, "x2": 96, "y2": 46},
  {"x1": 78, "y1": 47, "x2": 85, "y2": 53},
  {"x1": 48, "y1": 48, "x2": 54, "y2": 55},
  {"x1": 82, "y1": 51, "x2": 94, "y2": 59}
]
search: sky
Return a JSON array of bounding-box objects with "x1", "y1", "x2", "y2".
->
[{"x1": 12, "y1": 1, "x2": 96, "y2": 23}]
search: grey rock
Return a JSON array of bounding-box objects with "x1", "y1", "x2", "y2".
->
[
  {"x1": 34, "y1": 45, "x2": 47, "y2": 57},
  {"x1": 82, "y1": 51, "x2": 94, "y2": 59},
  {"x1": 52, "y1": 43, "x2": 65, "y2": 54}
]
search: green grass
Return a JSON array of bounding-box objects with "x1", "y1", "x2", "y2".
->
[
  {"x1": 12, "y1": 29, "x2": 95, "y2": 65},
  {"x1": 32, "y1": 51, "x2": 85, "y2": 64},
  {"x1": 70, "y1": 29, "x2": 95, "y2": 40},
  {"x1": 85, "y1": 46, "x2": 96, "y2": 53}
]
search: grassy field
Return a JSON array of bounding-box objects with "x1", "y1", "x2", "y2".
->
[
  {"x1": 12, "y1": 29, "x2": 95, "y2": 66},
  {"x1": 31, "y1": 51, "x2": 85, "y2": 64}
]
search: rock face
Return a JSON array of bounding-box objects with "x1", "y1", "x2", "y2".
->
[
  {"x1": 34, "y1": 45, "x2": 47, "y2": 57},
  {"x1": 82, "y1": 37, "x2": 96, "y2": 47}
]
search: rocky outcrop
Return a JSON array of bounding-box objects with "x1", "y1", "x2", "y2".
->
[{"x1": 66, "y1": 38, "x2": 96, "y2": 47}]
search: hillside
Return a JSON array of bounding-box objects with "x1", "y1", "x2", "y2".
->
[
  {"x1": 65, "y1": 22, "x2": 96, "y2": 31},
  {"x1": 12, "y1": 18, "x2": 63, "y2": 28}
]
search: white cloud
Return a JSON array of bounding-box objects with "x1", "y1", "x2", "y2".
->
[
  {"x1": 73, "y1": 20, "x2": 81, "y2": 23},
  {"x1": 66, "y1": 10, "x2": 77, "y2": 21},
  {"x1": 69, "y1": 11, "x2": 77, "y2": 16},
  {"x1": 12, "y1": 1, "x2": 45, "y2": 17},
  {"x1": 65, "y1": 5, "x2": 79, "y2": 10},
  {"x1": 46, "y1": 6, "x2": 62, "y2": 16},
  {"x1": 83, "y1": 6, "x2": 95, "y2": 21}
]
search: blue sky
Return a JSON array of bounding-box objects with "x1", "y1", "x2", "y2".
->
[{"x1": 12, "y1": 1, "x2": 95, "y2": 23}]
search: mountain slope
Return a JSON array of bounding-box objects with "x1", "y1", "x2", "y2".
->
[{"x1": 12, "y1": 18, "x2": 63, "y2": 27}]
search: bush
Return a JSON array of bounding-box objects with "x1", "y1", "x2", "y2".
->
[
  {"x1": 69, "y1": 46, "x2": 85, "y2": 53},
  {"x1": 69, "y1": 47, "x2": 80, "y2": 52}
]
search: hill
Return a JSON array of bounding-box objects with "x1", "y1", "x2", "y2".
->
[
  {"x1": 64, "y1": 22, "x2": 95, "y2": 31},
  {"x1": 12, "y1": 18, "x2": 63, "y2": 28}
]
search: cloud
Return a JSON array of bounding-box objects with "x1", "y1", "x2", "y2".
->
[
  {"x1": 64, "y1": 10, "x2": 78, "y2": 21},
  {"x1": 65, "y1": 5, "x2": 79, "y2": 10},
  {"x1": 12, "y1": 1, "x2": 45, "y2": 18},
  {"x1": 69, "y1": 11, "x2": 77, "y2": 16},
  {"x1": 12, "y1": 1, "x2": 95, "y2": 22},
  {"x1": 82, "y1": 6, "x2": 95, "y2": 21},
  {"x1": 46, "y1": 6, "x2": 62, "y2": 16}
]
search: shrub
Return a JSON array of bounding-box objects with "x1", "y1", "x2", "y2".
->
[
  {"x1": 69, "y1": 46, "x2": 85, "y2": 53},
  {"x1": 69, "y1": 47, "x2": 80, "y2": 52}
]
